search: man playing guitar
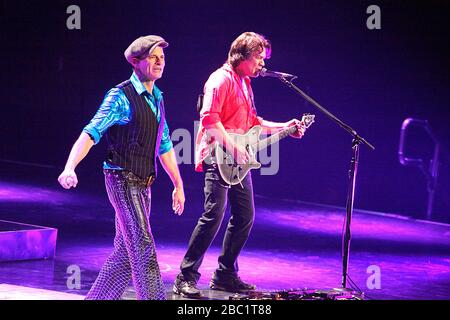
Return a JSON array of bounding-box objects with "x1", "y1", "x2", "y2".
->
[{"x1": 173, "y1": 32, "x2": 309, "y2": 297}]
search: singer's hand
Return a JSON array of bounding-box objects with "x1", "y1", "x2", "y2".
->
[
  {"x1": 286, "y1": 118, "x2": 305, "y2": 139},
  {"x1": 58, "y1": 169, "x2": 78, "y2": 189},
  {"x1": 172, "y1": 186, "x2": 185, "y2": 215}
]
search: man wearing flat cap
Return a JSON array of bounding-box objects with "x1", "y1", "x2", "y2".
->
[{"x1": 58, "y1": 35, "x2": 184, "y2": 300}]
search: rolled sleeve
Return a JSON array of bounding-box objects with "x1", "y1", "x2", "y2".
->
[
  {"x1": 82, "y1": 88, "x2": 130, "y2": 145},
  {"x1": 82, "y1": 126, "x2": 101, "y2": 144},
  {"x1": 200, "y1": 73, "x2": 229, "y2": 128},
  {"x1": 158, "y1": 119, "x2": 173, "y2": 155},
  {"x1": 254, "y1": 116, "x2": 264, "y2": 126}
]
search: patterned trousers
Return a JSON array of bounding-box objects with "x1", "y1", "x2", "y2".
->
[{"x1": 85, "y1": 169, "x2": 165, "y2": 300}]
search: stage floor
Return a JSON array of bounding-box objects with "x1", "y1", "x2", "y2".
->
[{"x1": 0, "y1": 172, "x2": 449, "y2": 300}]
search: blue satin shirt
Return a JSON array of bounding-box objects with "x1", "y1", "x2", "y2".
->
[{"x1": 83, "y1": 72, "x2": 173, "y2": 169}]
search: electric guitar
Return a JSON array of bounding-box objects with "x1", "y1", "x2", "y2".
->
[{"x1": 214, "y1": 114, "x2": 315, "y2": 185}]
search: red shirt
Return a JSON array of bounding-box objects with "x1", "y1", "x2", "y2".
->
[{"x1": 195, "y1": 64, "x2": 263, "y2": 172}]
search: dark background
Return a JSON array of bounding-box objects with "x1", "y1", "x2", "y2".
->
[{"x1": 1, "y1": 1, "x2": 449, "y2": 222}]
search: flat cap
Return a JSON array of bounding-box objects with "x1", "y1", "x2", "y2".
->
[{"x1": 124, "y1": 35, "x2": 169, "y2": 64}]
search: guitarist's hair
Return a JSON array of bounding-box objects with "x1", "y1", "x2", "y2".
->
[{"x1": 227, "y1": 32, "x2": 271, "y2": 69}]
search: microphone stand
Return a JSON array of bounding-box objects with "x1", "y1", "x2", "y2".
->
[{"x1": 277, "y1": 76, "x2": 375, "y2": 294}]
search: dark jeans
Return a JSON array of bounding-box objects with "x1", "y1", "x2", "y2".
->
[{"x1": 178, "y1": 164, "x2": 255, "y2": 282}]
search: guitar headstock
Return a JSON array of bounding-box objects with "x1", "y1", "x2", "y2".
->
[{"x1": 301, "y1": 113, "x2": 315, "y2": 128}]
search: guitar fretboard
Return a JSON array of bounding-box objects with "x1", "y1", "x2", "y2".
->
[{"x1": 254, "y1": 126, "x2": 297, "y2": 152}]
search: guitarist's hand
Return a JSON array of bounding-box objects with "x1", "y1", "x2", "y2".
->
[
  {"x1": 286, "y1": 118, "x2": 305, "y2": 139},
  {"x1": 233, "y1": 144, "x2": 250, "y2": 164}
]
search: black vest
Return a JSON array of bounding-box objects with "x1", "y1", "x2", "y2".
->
[{"x1": 105, "y1": 80, "x2": 165, "y2": 179}]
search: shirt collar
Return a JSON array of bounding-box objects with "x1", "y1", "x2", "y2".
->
[
  {"x1": 130, "y1": 71, "x2": 163, "y2": 101},
  {"x1": 222, "y1": 63, "x2": 251, "y2": 85}
]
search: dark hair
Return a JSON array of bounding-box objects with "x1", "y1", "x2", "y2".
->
[{"x1": 227, "y1": 32, "x2": 271, "y2": 68}]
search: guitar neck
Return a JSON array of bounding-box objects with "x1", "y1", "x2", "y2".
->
[{"x1": 254, "y1": 126, "x2": 297, "y2": 152}]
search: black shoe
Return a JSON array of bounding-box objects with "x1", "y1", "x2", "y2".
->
[
  {"x1": 173, "y1": 280, "x2": 201, "y2": 297},
  {"x1": 210, "y1": 276, "x2": 256, "y2": 293}
]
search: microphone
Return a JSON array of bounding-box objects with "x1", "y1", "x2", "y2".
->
[{"x1": 259, "y1": 68, "x2": 297, "y2": 79}]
